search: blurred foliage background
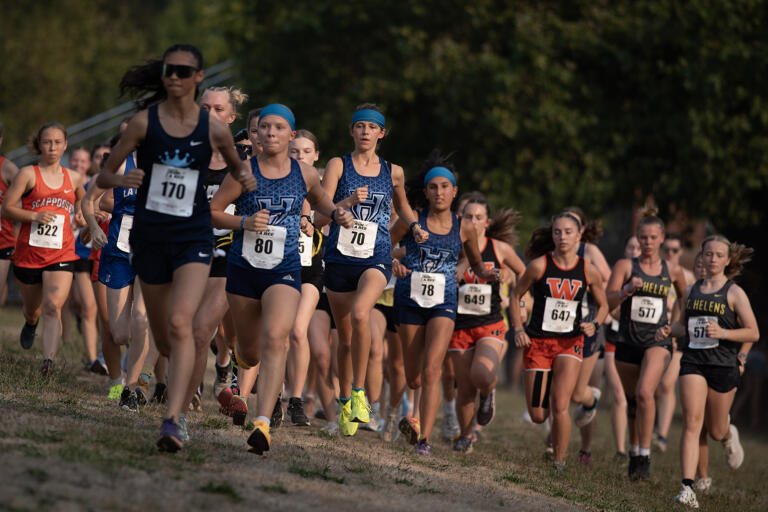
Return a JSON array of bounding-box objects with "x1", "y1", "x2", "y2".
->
[{"x1": 1, "y1": 0, "x2": 766, "y2": 315}]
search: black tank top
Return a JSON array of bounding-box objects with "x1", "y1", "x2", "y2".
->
[
  {"x1": 206, "y1": 166, "x2": 233, "y2": 251},
  {"x1": 526, "y1": 253, "x2": 588, "y2": 338},
  {"x1": 681, "y1": 280, "x2": 740, "y2": 367},
  {"x1": 619, "y1": 258, "x2": 671, "y2": 346},
  {"x1": 455, "y1": 238, "x2": 503, "y2": 330},
  {"x1": 133, "y1": 104, "x2": 213, "y2": 244}
]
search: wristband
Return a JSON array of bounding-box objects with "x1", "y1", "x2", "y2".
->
[
  {"x1": 409, "y1": 221, "x2": 421, "y2": 232},
  {"x1": 240, "y1": 216, "x2": 246, "y2": 230},
  {"x1": 330, "y1": 209, "x2": 337, "y2": 223},
  {"x1": 621, "y1": 284, "x2": 633, "y2": 298},
  {"x1": 301, "y1": 214, "x2": 312, "y2": 224},
  {"x1": 593, "y1": 321, "x2": 600, "y2": 332},
  {"x1": 737, "y1": 352, "x2": 747, "y2": 363},
  {"x1": 514, "y1": 328, "x2": 524, "y2": 335}
]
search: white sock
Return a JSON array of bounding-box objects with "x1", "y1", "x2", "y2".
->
[
  {"x1": 639, "y1": 447, "x2": 651, "y2": 457},
  {"x1": 444, "y1": 398, "x2": 456, "y2": 415},
  {"x1": 255, "y1": 415, "x2": 270, "y2": 426},
  {"x1": 629, "y1": 444, "x2": 639, "y2": 456}
]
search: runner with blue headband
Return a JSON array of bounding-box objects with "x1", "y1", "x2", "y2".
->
[{"x1": 319, "y1": 103, "x2": 429, "y2": 438}]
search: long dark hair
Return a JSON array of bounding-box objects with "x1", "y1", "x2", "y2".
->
[
  {"x1": 462, "y1": 195, "x2": 521, "y2": 247},
  {"x1": 405, "y1": 148, "x2": 456, "y2": 210},
  {"x1": 562, "y1": 205, "x2": 603, "y2": 244},
  {"x1": 119, "y1": 44, "x2": 204, "y2": 110},
  {"x1": 525, "y1": 212, "x2": 582, "y2": 260}
]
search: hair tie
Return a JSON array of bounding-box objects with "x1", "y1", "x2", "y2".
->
[
  {"x1": 423, "y1": 166, "x2": 456, "y2": 188},
  {"x1": 351, "y1": 109, "x2": 385, "y2": 128},
  {"x1": 259, "y1": 104, "x2": 295, "y2": 130}
]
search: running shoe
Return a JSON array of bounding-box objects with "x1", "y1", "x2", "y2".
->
[
  {"x1": 157, "y1": 418, "x2": 183, "y2": 453},
  {"x1": 380, "y1": 406, "x2": 401, "y2": 443},
  {"x1": 338, "y1": 399, "x2": 358, "y2": 436},
  {"x1": 178, "y1": 413, "x2": 190, "y2": 443},
  {"x1": 137, "y1": 373, "x2": 151, "y2": 405},
  {"x1": 552, "y1": 460, "x2": 567, "y2": 472},
  {"x1": 287, "y1": 397, "x2": 310, "y2": 426},
  {"x1": 578, "y1": 450, "x2": 592, "y2": 467},
  {"x1": 628, "y1": 454, "x2": 640, "y2": 480},
  {"x1": 108, "y1": 383, "x2": 124, "y2": 400},
  {"x1": 636, "y1": 455, "x2": 651, "y2": 480},
  {"x1": 453, "y1": 436, "x2": 473, "y2": 454},
  {"x1": 674, "y1": 484, "x2": 699, "y2": 509},
  {"x1": 362, "y1": 402, "x2": 382, "y2": 431},
  {"x1": 350, "y1": 389, "x2": 370, "y2": 423},
  {"x1": 653, "y1": 432, "x2": 668, "y2": 453},
  {"x1": 271, "y1": 393, "x2": 284, "y2": 428},
  {"x1": 477, "y1": 391, "x2": 495, "y2": 426},
  {"x1": 217, "y1": 386, "x2": 234, "y2": 416},
  {"x1": 122, "y1": 390, "x2": 139, "y2": 412},
  {"x1": 442, "y1": 403, "x2": 460, "y2": 442},
  {"x1": 399, "y1": 416, "x2": 421, "y2": 445},
  {"x1": 544, "y1": 432, "x2": 554, "y2": 459},
  {"x1": 314, "y1": 408, "x2": 327, "y2": 421},
  {"x1": 119, "y1": 387, "x2": 131, "y2": 409},
  {"x1": 213, "y1": 361, "x2": 231, "y2": 399},
  {"x1": 89, "y1": 359, "x2": 108, "y2": 375},
  {"x1": 574, "y1": 386, "x2": 601, "y2": 428},
  {"x1": 614, "y1": 451, "x2": 628, "y2": 464},
  {"x1": 247, "y1": 419, "x2": 271, "y2": 455},
  {"x1": 230, "y1": 395, "x2": 248, "y2": 426},
  {"x1": 320, "y1": 421, "x2": 340, "y2": 436},
  {"x1": 151, "y1": 383, "x2": 167, "y2": 404},
  {"x1": 20, "y1": 322, "x2": 38, "y2": 350},
  {"x1": 40, "y1": 359, "x2": 54, "y2": 377},
  {"x1": 135, "y1": 387, "x2": 148, "y2": 407},
  {"x1": 414, "y1": 439, "x2": 431, "y2": 455},
  {"x1": 190, "y1": 388, "x2": 202, "y2": 412},
  {"x1": 722, "y1": 424, "x2": 744, "y2": 469},
  {"x1": 693, "y1": 477, "x2": 712, "y2": 492}
]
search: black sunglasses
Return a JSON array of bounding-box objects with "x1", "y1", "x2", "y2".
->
[{"x1": 162, "y1": 63, "x2": 199, "y2": 79}]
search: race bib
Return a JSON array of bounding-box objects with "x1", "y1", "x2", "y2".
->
[
  {"x1": 630, "y1": 296, "x2": 664, "y2": 324},
  {"x1": 409, "y1": 272, "x2": 445, "y2": 308},
  {"x1": 146, "y1": 163, "x2": 198, "y2": 217},
  {"x1": 30, "y1": 214, "x2": 64, "y2": 249},
  {"x1": 610, "y1": 319, "x2": 619, "y2": 332},
  {"x1": 116, "y1": 214, "x2": 133, "y2": 253},
  {"x1": 688, "y1": 316, "x2": 719, "y2": 349},
  {"x1": 242, "y1": 226, "x2": 286, "y2": 269},
  {"x1": 458, "y1": 284, "x2": 492, "y2": 315},
  {"x1": 298, "y1": 232, "x2": 312, "y2": 267},
  {"x1": 213, "y1": 204, "x2": 236, "y2": 237},
  {"x1": 338, "y1": 219, "x2": 377, "y2": 258},
  {"x1": 542, "y1": 297, "x2": 578, "y2": 333}
]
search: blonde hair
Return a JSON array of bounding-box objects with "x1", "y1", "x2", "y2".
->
[
  {"x1": 637, "y1": 204, "x2": 665, "y2": 233},
  {"x1": 201, "y1": 86, "x2": 249, "y2": 117},
  {"x1": 701, "y1": 235, "x2": 753, "y2": 279}
]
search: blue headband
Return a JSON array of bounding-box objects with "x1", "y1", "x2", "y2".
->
[
  {"x1": 423, "y1": 166, "x2": 456, "y2": 187},
  {"x1": 351, "y1": 109, "x2": 385, "y2": 128},
  {"x1": 259, "y1": 104, "x2": 295, "y2": 130}
]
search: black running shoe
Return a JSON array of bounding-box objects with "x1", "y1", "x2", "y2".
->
[
  {"x1": 636, "y1": 455, "x2": 650, "y2": 480},
  {"x1": 121, "y1": 389, "x2": 139, "y2": 412},
  {"x1": 119, "y1": 387, "x2": 132, "y2": 409},
  {"x1": 270, "y1": 393, "x2": 284, "y2": 428},
  {"x1": 151, "y1": 383, "x2": 167, "y2": 404},
  {"x1": 135, "y1": 386, "x2": 148, "y2": 407},
  {"x1": 20, "y1": 322, "x2": 38, "y2": 350},
  {"x1": 40, "y1": 358, "x2": 54, "y2": 377},
  {"x1": 89, "y1": 360, "x2": 108, "y2": 376},
  {"x1": 287, "y1": 397, "x2": 310, "y2": 426},
  {"x1": 476, "y1": 391, "x2": 496, "y2": 426},
  {"x1": 628, "y1": 455, "x2": 640, "y2": 480}
]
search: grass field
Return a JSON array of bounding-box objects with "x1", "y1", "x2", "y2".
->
[{"x1": 0, "y1": 305, "x2": 765, "y2": 511}]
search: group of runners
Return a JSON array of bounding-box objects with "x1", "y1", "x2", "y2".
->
[{"x1": 0, "y1": 44, "x2": 759, "y2": 509}]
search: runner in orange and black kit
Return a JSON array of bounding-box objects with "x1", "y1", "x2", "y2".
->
[
  {"x1": 449, "y1": 196, "x2": 524, "y2": 453},
  {"x1": 0, "y1": 148, "x2": 20, "y2": 299},
  {"x1": 2, "y1": 122, "x2": 86, "y2": 375},
  {"x1": 509, "y1": 212, "x2": 607, "y2": 470}
]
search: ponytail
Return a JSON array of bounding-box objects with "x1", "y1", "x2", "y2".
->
[
  {"x1": 702, "y1": 235, "x2": 753, "y2": 279},
  {"x1": 486, "y1": 209, "x2": 522, "y2": 248},
  {"x1": 526, "y1": 212, "x2": 581, "y2": 260}
]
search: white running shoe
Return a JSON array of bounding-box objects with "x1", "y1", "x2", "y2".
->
[
  {"x1": 674, "y1": 484, "x2": 699, "y2": 508},
  {"x1": 442, "y1": 403, "x2": 460, "y2": 442},
  {"x1": 574, "y1": 386, "x2": 602, "y2": 428},
  {"x1": 722, "y1": 424, "x2": 744, "y2": 469},
  {"x1": 320, "y1": 420, "x2": 340, "y2": 436},
  {"x1": 693, "y1": 477, "x2": 712, "y2": 492},
  {"x1": 362, "y1": 403, "x2": 383, "y2": 432},
  {"x1": 521, "y1": 409, "x2": 533, "y2": 424}
]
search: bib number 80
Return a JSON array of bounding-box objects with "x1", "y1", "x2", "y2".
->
[{"x1": 253, "y1": 238, "x2": 273, "y2": 254}]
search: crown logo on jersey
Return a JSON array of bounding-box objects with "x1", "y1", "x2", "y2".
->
[{"x1": 158, "y1": 149, "x2": 195, "y2": 168}]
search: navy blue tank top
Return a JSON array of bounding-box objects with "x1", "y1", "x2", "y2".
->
[
  {"x1": 395, "y1": 208, "x2": 461, "y2": 309},
  {"x1": 228, "y1": 157, "x2": 306, "y2": 273},
  {"x1": 133, "y1": 104, "x2": 213, "y2": 244},
  {"x1": 103, "y1": 154, "x2": 137, "y2": 258},
  {"x1": 324, "y1": 154, "x2": 393, "y2": 266}
]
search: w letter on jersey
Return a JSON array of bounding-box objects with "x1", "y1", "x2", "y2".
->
[{"x1": 546, "y1": 278, "x2": 583, "y2": 301}]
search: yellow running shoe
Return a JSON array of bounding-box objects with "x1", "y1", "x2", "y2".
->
[
  {"x1": 350, "y1": 389, "x2": 371, "y2": 423},
  {"x1": 247, "y1": 419, "x2": 271, "y2": 455},
  {"x1": 108, "y1": 383, "x2": 124, "y2": 400},
  {"x1": 339, "y1": 399, "x2": 359, "y2": 436}
]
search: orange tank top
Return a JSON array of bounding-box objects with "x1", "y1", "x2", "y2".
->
[
  {"x1": 14, "y1": 165, "x2": 77, "y2": 268},
  {"x1": 0, "y1": 157, "x2": 17, "y2": 249}
]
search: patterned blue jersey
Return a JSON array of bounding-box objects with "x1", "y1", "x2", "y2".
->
[
  {"x1": 395, "y1": 208, "x2": 462, "y2": 309},
  {"x1": 229, "y1": 157, "x2": 306, "y2": 273},
  {"x1": 324, "y1": 154, "x2": 393, "y2": 266},
  {"x1": 102, "y1": 154, "x2": 137, "y2": 258}
]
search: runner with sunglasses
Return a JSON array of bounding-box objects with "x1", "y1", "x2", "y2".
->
[{"x1": 97, "y1": 44, "x2": 257, "y2": 452}]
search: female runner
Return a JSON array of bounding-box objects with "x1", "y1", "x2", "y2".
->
[
  {"x1": 321, "y1": 104, "x2": 428, "y2": 436},
  {"x1": 2, "y1": 122, "x2": 86, "y2": 374},
  {"x1": 211, "y1": 104, "x2": 352, "y2": 454},
  {"x1": 0, "y1": 124, "x2": 20, "y2": 305},
  {"x1": 450, "y1": 195, "x2": 524, "y2": 453},
  {"x1": 656, "y1": 237, "x2": 758, "y2": 508},
  {"x1": 392, "y1": 155, "x2": 498, "y2": 455},
  {"x1": 509, "y1": 212, "x2": 608, "y2": 470},
  {"x1": 97, "y1": 44, "x2": 257, "y2": 452},
  {"x1": 605, "y1": 208, "x2": 686, "y2": 479}
]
